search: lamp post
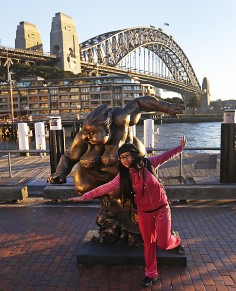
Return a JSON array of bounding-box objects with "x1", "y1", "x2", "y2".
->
[
  {"x1": 76, "y1": 104, "x2": 81, "y2": 120},
  {"x1": 4, "y1": 51, "x2": 14, "y2": 122},
  {"x1": 9, "y1": 74, "x2": 14, "y2": 122},
  {"x1": 25, "y1": 106, "x2": 29, "y2": 117}
]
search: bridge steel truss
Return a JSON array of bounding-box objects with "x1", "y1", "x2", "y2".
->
[{"x1": 80, "y1": 27, "x2": 202, "y2": 98}]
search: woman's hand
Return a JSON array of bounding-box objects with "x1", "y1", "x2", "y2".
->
[
  {"x1": 179, "y1": 136, "x2": 187, "y2": 148},
  {"x1": 68, "y1": 196, "x2": 85, "y2": 202}
]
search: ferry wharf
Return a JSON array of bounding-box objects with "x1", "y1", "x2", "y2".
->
[{"x1": 0, "y1": 153, "x2": 236, "y2": 290}]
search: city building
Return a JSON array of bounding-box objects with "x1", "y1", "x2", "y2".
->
[{"x1": 0, "y1": 75, "x2": 156, "y2": 120}]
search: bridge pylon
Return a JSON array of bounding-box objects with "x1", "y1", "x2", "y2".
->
[
  {"x1": 15, "y1": 21, "x2": 43, "y2": 52},
  {"x1": 200, "y1": 77, "x2": 210, "y2": 113},
  {"x1": 50, "y1": 12, "x2": 81, "y2": 74}
]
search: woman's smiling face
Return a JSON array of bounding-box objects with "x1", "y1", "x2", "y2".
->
[{"x1": 119, "y1": 152, "x2": 133, "y2": 168}]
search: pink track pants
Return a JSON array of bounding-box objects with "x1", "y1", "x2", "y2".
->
[{"x1": 138, "y1": 203, "x2": 181, "y2": 278}]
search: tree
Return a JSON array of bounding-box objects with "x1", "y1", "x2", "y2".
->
[{"x1": 185, "y1": 95, "x2": 200, "y2": 115}]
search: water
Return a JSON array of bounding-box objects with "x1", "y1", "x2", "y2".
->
[
  {"x1": 136, "y1": 122, "x2": 221, "y2": 152},
  {"x1": 0, "y1": 121, "x2": 221, "y2": 154}
]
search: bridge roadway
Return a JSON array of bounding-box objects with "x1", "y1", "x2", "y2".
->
[
  {"x1": 0, "y1": 45, "x2": 57, "y2": 63},
  {"x1": 80, "y1": 61, "x2": 201, "y2": 98},
  {"x1": 0, "y1": 46, "x2": 202, "y2": 98}
]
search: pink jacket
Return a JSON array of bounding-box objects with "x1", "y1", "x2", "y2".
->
[{"x1": 82, "y1": 146, "x2": 183, "y2": 211}]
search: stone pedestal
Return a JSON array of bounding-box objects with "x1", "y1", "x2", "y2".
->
[{"x1": 77, "y1": 230, "x2": 187, "y2": 267}]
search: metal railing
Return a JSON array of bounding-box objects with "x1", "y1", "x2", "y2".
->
[
  {"x1": 146, "y1": 147, "x2": 221, "y2": 179},
  {"x1": 0, "y1": 149, "x2": 49, "y2": 178},
  {"x1": 0, "y1": 147, "x2": 221, "y2": 179}
]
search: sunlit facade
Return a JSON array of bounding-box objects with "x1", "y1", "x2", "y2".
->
[{"x1": 0, "y1": 75, "x2": 156, "y2": 120}]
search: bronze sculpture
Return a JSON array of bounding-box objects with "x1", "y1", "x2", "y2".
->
[{"x1": 47, "y1": 96, "x2": 185, "y2": 245}]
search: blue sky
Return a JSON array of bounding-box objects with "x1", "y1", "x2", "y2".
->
[{"x1": 0, "y1": 0, "x2": 235, "y2": 101}]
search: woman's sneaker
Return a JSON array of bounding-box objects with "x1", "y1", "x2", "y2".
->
[{"x1": 142, "y1": 276, "x2": 158, "y2": 287}]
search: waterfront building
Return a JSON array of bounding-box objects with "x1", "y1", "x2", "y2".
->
[{"x1": 0, "y1": 75, "x2": 156, "y2": 120}]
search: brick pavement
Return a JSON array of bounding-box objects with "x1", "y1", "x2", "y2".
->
[{"x1": 0, "y1": 199, "x2": 236, "y2": 291}]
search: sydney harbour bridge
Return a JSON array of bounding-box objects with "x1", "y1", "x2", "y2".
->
[
  {"x1": 79, "y1": 27, "x2": 203, "y2": 99},
  {"x1": 0, "y1": 17, "x2": 206, "y2": 101}
]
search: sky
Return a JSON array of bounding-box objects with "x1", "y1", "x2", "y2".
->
[{"x1": 0, "y1": 0, "x2": 235, "y2": 101}]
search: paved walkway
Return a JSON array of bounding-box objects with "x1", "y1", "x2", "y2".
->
[{"x1": 1, "y1": 198, "x2": 236, "y2": 290}]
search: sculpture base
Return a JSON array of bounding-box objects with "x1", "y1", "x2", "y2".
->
[{"x1": 77, "y1": 230, "x2": 187, "y2": 267}]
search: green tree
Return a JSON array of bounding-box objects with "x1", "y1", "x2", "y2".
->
[
  {"x1": 185, "y1": 95, "x2": 200, "y2": 115},
  {"x1": 164, "y1": 97, "x2": 184, "y2": 104}
]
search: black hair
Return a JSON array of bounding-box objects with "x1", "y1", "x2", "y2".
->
[
  {"x1": 118, "y1": 151, "x2": 144, "y2": 207},
  {"x1": 118, "y1": 151, "x2": 159, "y2": 208}
]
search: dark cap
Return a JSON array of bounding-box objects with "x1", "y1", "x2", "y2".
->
[{"x1": 118, "y1": 143, "x2": 139, "y2": 156}]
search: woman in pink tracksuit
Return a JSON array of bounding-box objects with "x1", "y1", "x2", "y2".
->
[{"x1": 69, "y1": 136, "x2": 187, "y2": 287}]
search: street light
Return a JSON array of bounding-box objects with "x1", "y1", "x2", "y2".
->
[
  {"x1": 4, "y1": 50, "x2": 14, "y2": 122},
  {"x1": 25, "y1": 106, "x2": 29, "y2": 117},
  {"x1": 76, "y1": 104, "x2": 81, "y2": 120},
  {"x1": 8, "y1": 72, "x2": 14, "y2": 122}
]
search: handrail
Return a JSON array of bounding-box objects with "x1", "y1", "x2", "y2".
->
[
  {"x1": 0, "y1": 147, "x2": 221, "y2": 154},
  {"x1": 146, "y1": 147, "x2": 221, "y2": 152},
  {"x1": 146, "y1": 147, "x2": 220, "y2": 179},
  {"x1": 0, "y1": 147, "x2": 221, "y2": 179},
  {"x1": 0, "y1": 149, "x2": 50, "y2": 154},
  {"x1": 0, "y1": 149, "x2": 50, "y2": 177}
]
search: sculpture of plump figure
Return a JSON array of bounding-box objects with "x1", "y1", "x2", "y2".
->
[
  {"x1": 47, "y1": 96, "x2": 185, "y2": 195},
  {"x1": 47, "y1": 96, "x2": 185, "y2": 244}
]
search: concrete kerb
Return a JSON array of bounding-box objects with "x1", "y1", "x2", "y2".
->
[
  {"x1": 43, "y1": 184, "x2": 236, "y2": 201},
  {"x1": 0, "y1": 186, "x2": 28, "y2": 202}
]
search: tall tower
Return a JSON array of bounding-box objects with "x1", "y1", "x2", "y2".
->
[
  {"x1": 200, "y1": 77, "x2": 210, "y2": 113},
  {"x1": 15, "y1": 21, "x2": 43, "y2": 51},
  {"x1": 50, "y1": 12, "x2": 81, "y2": 74}
]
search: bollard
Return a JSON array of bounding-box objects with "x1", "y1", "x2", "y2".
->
[
  {"x1": 8, "y1": 153, "x2": 13, "y2": 178},
  {"x1": 130, "y1": 125, "x2": 136, "y2": 137},
  {"x1": 220, "y1": 110, "x2": 236, "y2": 183},
  {"x1": 49, "y1": 117, "x2": 65, "y2": 174},
  {"x1": 144, "y1": 119, "x2": 154, "y2": 152},
  {"x1": 18, "y1": 123, "x2": 29, "y2": 156},
  {"x1": 35, "y1": 122, "x2": 46, "y2": 157}
]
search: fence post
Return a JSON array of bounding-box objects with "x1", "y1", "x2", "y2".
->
[
  {"x1": 8, "y1": 153, "x2": 12, "y2": 178},
  {"x1": 179, "y1": 152, "x2": 183, "y2": 178}
]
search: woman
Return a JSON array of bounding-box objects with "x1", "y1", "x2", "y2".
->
[
  {"x1": 69, "y1": 136, "x2": 187, "y2": 287},
  {"x1": 47, "y1": 96, "x2": 185, "y2": 194}
]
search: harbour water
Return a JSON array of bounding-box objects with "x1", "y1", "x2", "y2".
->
[
  {"x1": 0, "y1": 121, "x2": 221, "y2": 154},
  {"x1": 143, "y1": 122, "x2": 221, "y2": 151}
]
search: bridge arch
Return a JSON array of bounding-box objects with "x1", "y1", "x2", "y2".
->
[{"x1": 80, "y1": 27, "x2": 201, "y2": 94}]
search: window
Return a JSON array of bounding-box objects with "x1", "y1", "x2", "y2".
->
[
  {"x1": 113, "y1": 86, "x2": 121, "y2": 92},
  {"x1": 29, "y1": 89, "x2": 38, "y2": 94},
  {"x1": 123, "y1": 93, "x2": 133, "y2": 98},
  {"x1": 38, "y1": 89, "x2": 48, "y2": 94},
  {"x1": 29, "y1": 97, "x2": 38, "y2": 102},
  {"x1": 123, "y1": 86, "x2": 133, "y2": 91},
  {"x1": 81, "y1": 87, "x2": 90, "y2": 93},
  {"x1": 91, "y1": 94, "x2": 100, "y2": 100},
  {"x1": 51, "y1": 96, "x2": 58, "y2": 101},
  {"x1": 113, "y1": 94, "x2": 121, "y2": 100},
  {"x1": 113, "y1": 100, "x2": 122, "y2": 107},
  {"x1": 39, "y1": 96, "x2": 48, "y2": 102},
  {"x1": 91, "y1": 87, "x2": 100, "y2": 92},
  {"x1": 101, "y1": 94, "x2": 111, "y2": 100},
  {"x1": 50, "y1": 88, "x2": 58, "y2": 94}
]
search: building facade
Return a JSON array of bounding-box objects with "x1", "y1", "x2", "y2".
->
[{"x1": 0, "y1": 75, "x2": 156, "y2": 120}]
